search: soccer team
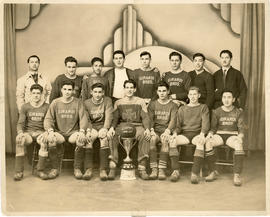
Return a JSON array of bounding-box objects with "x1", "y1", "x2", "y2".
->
[{"x1": 14, "y1": 49, "x2": 247, "y2": 186}]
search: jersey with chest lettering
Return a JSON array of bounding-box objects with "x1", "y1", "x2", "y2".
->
[
  {"x1": 211, "y1": 106, "x2": 244, "y2": 134},
  {"x1": 133, "y1": 68, "x2": 160, "y2": 99}
]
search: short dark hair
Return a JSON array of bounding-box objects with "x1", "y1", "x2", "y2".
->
[
  {"x1": 27, "y1": 55, "x2": 40, "y2": 63},
  {"x1": 113, "y1": 50, "x2": 125, "y2": 59},
  {"x1": 30, "y1": 84, "x2": 43, "y2": 93},
  {"x1": 64, "y1": 56, "x2": 78, "y2": 66},
  {"x1": 91, "y1": 57, "x2": 103, "y2": 66},
  {"x1": 220, "y1": 50, "x2": 233, "y2": 58},
  {"x1": 169, "y1": 52, "x2": 182, "y2": 61},
  {"x1": 123, "y1": 79, "x2": 136, "y2": 88},
  {"x1": 91, "y1": 82, "x2": 105, "y2": 91},
  {"x1": 140, "y1": 51, "x2": 151, "y2": 59},
  {"x1": 188, "y1": 86, "x2": 200, "y2": 94},
  {"x1": 221, "y1": 88, "x2": 235, "y2": 98},
  {"x1": 61, "y1": 80, "x2": 75, "y2": 89},
  {"x1": 193, "y1": 53, "x2": 205, "y2": 61},
  {"x1": 157, "y1": 81, "x2": 170, "y2": 90}
]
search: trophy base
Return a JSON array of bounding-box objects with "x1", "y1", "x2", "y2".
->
[{"x1": 120, "y1": 169, "x2": 136, "y2": 180}]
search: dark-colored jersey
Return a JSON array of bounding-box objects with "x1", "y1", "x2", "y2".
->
[
  {"x1": 84, "y1": 96, "x2": 113, "y2": 129},
  {"x1": 81, "y1": 74, "x2": 109, "y2": 101},
  {"x1": 210, "y1": 106, "x2": 244, "y2": 135},
  {"x1": 44, "y1": 97, "x2": 88, "y2": 137},
  {"x1": 162, "y1": 70, "x2": 191, "y2": 101},
  {"x1": 17, "y1": 102, "x2": 49, "y2": 133},
  {"x1": 176, "y1": 104, "x2": 210, "y2": 134},
  {"x1": 133, "y1": 68, "x2": 161, "y2": 99},
  {"x1": 49, "y1": 74, "x2": 83, "y2": 103},
  {"x1": 112, "y1": 96, "x2": 150, "y2": 129},
  {"x1": 148, "y1": 100, "x2": 178, "y2": 134}
]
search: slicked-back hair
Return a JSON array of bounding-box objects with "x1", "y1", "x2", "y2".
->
[
  {"x1": 193, "y1": 53, "x2": 206, "y2": 61},
  {"x1": 61, "y1": 80, "x2": 75, "y2": 89},
  {"x1": 91, "y1": 82, "x2": 105, "y2": 91},
  {"x1": 140, "y1": 51, "x2": 151, "y2": 59},
  {"x1": 30, "y1": 84, "x2": 43, "y2": 93},
  {"x1": 157, "y1": 81, "x2": 170, "y2": 91},
  {"x1": 220, "y1": 50, "x2": 233, "y2": 58},
  {"x1": 123, "y1": 79, "x2": 136, "y2": 88},
  {"x1": 64, "y1": 56, "x2": 78, "y2": 66},
  {"x1": 221, "y1": 88, "x2": 235, "y2": 98},
  {"x1": 113, "y1": 50, "x2": 125, "y2": 59},
  {"x1": 91, "y1": 57, "x2": 103, "y2": 66},
  {"x1": 27, "y1": 55, "x2": 40, "y2": 63},
  {"x1": 169, "y1": 51, "x2": 182, "y2": 61}
]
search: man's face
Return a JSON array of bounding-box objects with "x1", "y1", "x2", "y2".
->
[
  {"x1": 140, "y1": 54, "x2": 151, "y2": 69},
  {"x1": 31, "y1": 89, "x2": 42, "y2": 103},
  {"x1": 91, "y1": 87, "x2": 104, "y2": 101},
  {"x1": 92, "y1": 61, "x2": 102, "y2": 75},
  {"x1": 222, "y1": 92, "x2": 235, "y2": 107},
  {"x1": 28, "y1": 57, "x2": 40, "y2": 72},
  {"x1": 193, "y1": 56, "x2": 204, "y2": 71},
  {"x1": 124, "y1": 83, "x2": 136, "y2": 97},
  {"x1": 61, "y1": 85, "x2": 73, "y2": 99},
  {"x1": 157, "y1": 86, "x2": 169, "y2": 100},
  {"x1": 220, "y1": 53, "x2": 232, "y2": 67},
  {"x1": 113, "y1": 54, "x2": 125, "y2": 68},
  {"x1": 188, "y1": 89, "x2": 200, "y2": 104},
  {"x1": 65, "y1": 61, "x2": 77, "y2": 76},
  {"x1": 170, "y1": 55, "x2": 181, "y2": 70}
]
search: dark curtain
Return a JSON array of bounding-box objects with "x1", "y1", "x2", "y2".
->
[
  {"x1": 240, "y1": 3, "x2": 265, "y2": 150},
  {"x1": 4, "y1": 4, "x2": 18, "y2": 153}
]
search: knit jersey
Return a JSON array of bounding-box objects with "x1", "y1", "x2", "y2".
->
[
  {"x1": 162, "y1": 70, "x2": 191, "y2": 101},
  {"x1": 17, "y1": 102, "x2": 49, "y2": 133},
  {"x1": 44, "y1": 97, "x2": 88, "y2": 137},
  {"x1": 148, "y1": 100, "x2": 178, "y2": 134},
  {"x1": 112, "y1": 96, "x2": 150, "y2": 129},
  {"x1": 133, "y1": 68, "x2": 161, "y2": 99},
  {"x1": 84, "y1": 96, "x2": 113, "y2": 129},
  {"x1": 210, "y1": 106, "x2": 244, "y2": 135},
  {"x1": 176, "y1": 104, "x2": 210, "y2": 134}
]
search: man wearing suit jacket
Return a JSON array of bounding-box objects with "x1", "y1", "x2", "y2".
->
[
  {"x1": 213, "y1": 50, "x2": 247, "y2": 110},
  {"x1": 103, "y1": 50, "x2": 133, "y2": 103}
]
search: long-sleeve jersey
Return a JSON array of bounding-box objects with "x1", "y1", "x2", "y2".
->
[
  {"x1": 84, "y1": 96, "x2": 113, "y2": 129},
  {"x1": 189, "y1": 70, "x2": 214, "y2": 109},
  {"x1": 49, "y1": 74, "x2": 83, "y2": 103},
  {"x1": 17, "y1": 102, "x2": 49, "y2": 133},
  {"x1": 162, "y1": 70, "x2": 191, "y2": 101},
  {"x1": 81, "y1": 74, "x2": 109, "y2": 101},
  {"x1": 112, "y1": 96, "x2": 150, "y2": 129},
  {"x1": 148, "y1": 100, "x2": 178, "y2": 134},
  {"x1": 210, "y1": 106, "x2": 244, "y2": 135},
  {"x1": 44, "y1": 97, "x2": 88, "y2": 137},
  {"x1": 133, "y1": 68, "x2": 161, "y2": 99},
  {"x1": 176, "y1": 104, "x2": 210, "y2": 134}
]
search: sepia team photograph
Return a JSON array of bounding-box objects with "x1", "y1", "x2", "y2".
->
[{"x1": 1, "y1": 0, "x2": 269, "y2": 216}]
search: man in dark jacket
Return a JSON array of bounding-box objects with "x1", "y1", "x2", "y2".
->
[{"x1": 213, "y1": 50, "x2": 247, "y2": 110}]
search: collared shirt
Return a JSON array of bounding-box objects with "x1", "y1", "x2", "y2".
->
[
  {"x1": 16, "y1": 71, "x2": 52, "y2": 112},
  {"x1": 112, "y1": 68, "x2": 128, "y2": 99},
  {"x1": 222, "y1": 66, "x2": 231, "y2": 77}
]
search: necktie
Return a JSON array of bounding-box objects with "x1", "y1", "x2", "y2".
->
[
  {"x1": 222, "y1": 69, "x2": 226, "y2": 87},
  {"x1": 32, "y1": 74, "x2": 38, "y2": 83}
]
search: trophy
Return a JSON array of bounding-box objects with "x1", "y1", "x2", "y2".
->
[{"x1": 118, "y1": 123, "x2": 137, "y2": 180}]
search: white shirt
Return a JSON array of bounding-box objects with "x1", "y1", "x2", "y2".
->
[{"x1": 113, "y1": 68, "x2": 128, "y2": 99}]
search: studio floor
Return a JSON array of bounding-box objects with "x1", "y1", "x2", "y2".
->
[{"x1": 2, "y1": 151, "x2": 266, "y2": 215}]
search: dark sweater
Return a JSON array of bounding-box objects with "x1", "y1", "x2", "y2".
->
[
  {"x1": 213, "y1": 66, "x2": 247, "y2": 109},
  {"x1": 189, "y1": 70, "x2": 214, "y2": 109}
]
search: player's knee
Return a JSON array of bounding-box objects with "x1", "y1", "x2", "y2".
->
[
  {"x1": 24, "y1": 134, "x2": 33, "y2": 145},
  {"x1": 100, "y1": 137, "x2": 109, "y2": 148},
  {"x1": 176, "y1": 135, "x2": 189, "y2": 145}
]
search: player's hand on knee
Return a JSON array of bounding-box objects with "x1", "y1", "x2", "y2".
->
[
  {"x1": 16, "y1": 132, "x2": 25, "y2": 146},
  {"x1": 98, "y1": 128, "x2": 108, "y2": 139},
  {"x1": 169, "y1": 133, "x2": 177, "y2": 148},
  {"x1": 150, "y1": 128, "x2": 157, "y2": 138},
  {"x1": 77, "y1": 131, "x2": 86, "y2": 146},
  {"x1": 107, "y1": 127, "x2": 115, "y2": 140},
  {"x1": 47, "y1": 132, "x2": 55, "y2": 144},
  {"x1": 144, "y1": 128, "x2": 151, "y2": 142},
  {"x1": 197, "y1": 133, "x2": 206, "y2": 146}
]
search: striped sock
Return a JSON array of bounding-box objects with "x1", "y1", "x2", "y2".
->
[{"x1": 158, "y1": 152, "x2": 168, "y2": 169}]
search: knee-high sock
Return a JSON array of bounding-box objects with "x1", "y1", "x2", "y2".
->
[
  {"x1": 234, "y1": 155, "x2": 244, "y2": 174},
  {"x1": 84, "y1": 148, "x2": 93, "y2": 170},
  {"x1": 37, "y1": 156, "x2": 47, "y2": 172},
  {"x1": 48, "y1": 147, "x2": 59, "y2": 169},
  {"x1": 149, "y1": 149, "x2": 158, "y2": 169},
  {"x1": 138, "y1": 158, "x2": 147, "y2": 171},
  {"x1": 206, "y1": 154, "x2": 216, "y2": 172},
  {"x1": 192, "y1": 156, "x2": 204, "y2": 175},
  {"x1": 159, "y1": 152, "x2": 168, "y2": 169},
  {"x1": 100, "y1": 148, "x2": 109, "y2": 170},
  {"x1": 74, "y1": 147, "x2": 84, "y2": 170},
  {"x1": 15, "y1": 156, "x2": 24, "y2": 173}
]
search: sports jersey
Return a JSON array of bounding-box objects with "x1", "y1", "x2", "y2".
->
[
  {"x1": 133, "y1": 68, "x2": 160, "y2": 99},
  {"x1": 84, "y1": 96, "x2": 113, "y2": 129},
  {"x1": 210, "y1": 106, "x2": 244, "y2": 135},
  {"x1": 17, "y1": 102, "x2": 49, "y2": 133},
  {"x1": 49, "y1": 74, "x2": 83, "y2": 103},
  {"x1": 189, "y1": 70, "x2": 214, "y2": 109},
  {"x1": 162, "y1": 70, "x2": 191, "y2": 101},
  {"x1": 81, "y1": 74, "x2": 109, "y2": 101},
  {"x1": 176, "y1": 104, "x2": 210, "y2": 134},
  {"x1": 44, "y1": 97, "x2": 88, "y2": 137},
  {"x1": 112, "y1": 96, "x2": 150, "y2": 129},
  {"x1": 148, "y1": 100, "x2": 178, "y2": 134}
]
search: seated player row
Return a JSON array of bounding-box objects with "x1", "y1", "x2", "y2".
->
[
  {"x1": 16, "y1": 49, "x2": 247, "y2": 113},
  {"x1": 14, "y1": 79, "x2": 245, "y2": 187}
]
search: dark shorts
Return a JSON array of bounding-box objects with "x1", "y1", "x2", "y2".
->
[
  {"x1": 217, "y1": 134, "x2": 236, "y2": 143},
  {"x1": 182, "y1": 130, "x2": 200, "y2": 142}
]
